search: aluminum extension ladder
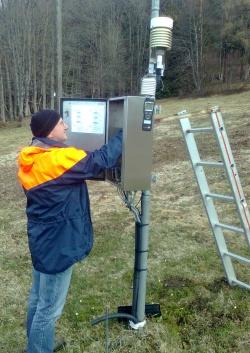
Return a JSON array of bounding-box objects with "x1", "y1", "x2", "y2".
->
[{"x1": 180, "y1": 107, "x2": 250, "y2": 290}]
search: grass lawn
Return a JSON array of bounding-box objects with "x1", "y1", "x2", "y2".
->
[{"x1": 0, "y1": 92, "x2": 250, "y2": 352}]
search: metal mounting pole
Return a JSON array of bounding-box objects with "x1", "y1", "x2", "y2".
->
[
  {"x1": 131, "y1": 191, "x2": 151, "y2": 324},
  {"x1": 151, "y1": 0, "x2": 160, "y2": 19},
  {"x1": 129, "y1": 0, "x2": 161, "y2": 328},
  {"x1": 148, "y1": 0, "x2": 160, "y2": 77}
]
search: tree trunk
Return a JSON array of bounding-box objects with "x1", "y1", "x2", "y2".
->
[
  {"x1": 50, "y1": 53, "x2": 55, "y2": 109},
  {"x1": 5, "y1": 57, "x2": 14, "y2": 120},
  {"x1": 243, "y1": 64, "x2": 250, "y2": 81},
  {"x1": 24, "y1": 16, "x2": 32, "y2": 117},
  {"x1": 32, "y1": 52, "x2": 38, "y2": 112},
  {"x1": 0, "y1": 60, "x2": 6, "y2": 123},
  {"x1": 42, "y1": 4, "x2": 49, "y2": 109},
  {"x1": 57, "y1": 0, "x2": 63, "y2": 108}
]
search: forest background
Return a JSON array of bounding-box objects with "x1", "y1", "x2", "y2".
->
[{"x1": 0, "y1": 0, "x2": 249, "y2": 122}]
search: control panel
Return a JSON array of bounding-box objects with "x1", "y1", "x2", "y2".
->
[{"x1": 142, "y1": 97, "x2": 155, "y2": 131}]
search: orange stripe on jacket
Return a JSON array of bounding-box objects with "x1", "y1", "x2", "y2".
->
[{"x1": 18, "y1": 146, "x2": 87, "y2": 190}]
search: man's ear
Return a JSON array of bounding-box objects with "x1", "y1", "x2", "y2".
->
[{"x1": 47, "y1": 131, "x2": 54, "y2": 139}]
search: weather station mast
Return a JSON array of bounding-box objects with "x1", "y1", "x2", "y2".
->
[
  {"x1": 128, "y1": 0, "x2": 174, "y2": 328},
  {"x1": 91, "y1": 0, "x2": 174, "y2": 329}
]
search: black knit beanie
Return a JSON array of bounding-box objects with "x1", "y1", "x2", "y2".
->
[{"x1": 30, "y1": 110, "x2": 61, "y2": 138}]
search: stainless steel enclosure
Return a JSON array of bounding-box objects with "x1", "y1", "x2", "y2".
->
[{"x1": 107, "y1": 96, "x2": 154, "y2": 191}]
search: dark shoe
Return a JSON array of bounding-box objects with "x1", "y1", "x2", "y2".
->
[{"x1": 53, "y1": 337, "x2": 67, "y2": 352}]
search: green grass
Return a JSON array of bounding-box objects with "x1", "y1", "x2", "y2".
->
[{"x1": 0, "y1": 92, "x2": 250, "y2": 353}]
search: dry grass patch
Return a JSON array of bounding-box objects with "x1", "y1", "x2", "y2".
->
[{"x1": 1, "y1": 92, "x2": 250, "y2": 353}]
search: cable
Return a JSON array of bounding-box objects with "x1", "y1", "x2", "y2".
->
[
  {"x1": 135, "y1": 194, "x2": 142, "y2": 208},
  {"x1": 119, "y1": 190, "x2": 141, "y2": 223},
  {"x1": 91, "y1": 312, "x2": 138, "y2": 326}
]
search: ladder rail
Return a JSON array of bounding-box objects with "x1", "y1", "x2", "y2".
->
[{"x1": 210, "y1": 110, "x2": 250, "y2": 248}]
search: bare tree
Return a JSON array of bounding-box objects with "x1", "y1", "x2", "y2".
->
[
  {"x1": 0, "y1": 0, "x2": 249, "y2": 121},
  {"x1": 0, "y1": 58, "x2": 6, "y2": 123}
]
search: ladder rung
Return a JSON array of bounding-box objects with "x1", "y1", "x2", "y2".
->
[
  {"x1": 231, "y1": 279, "x2": 250, "y2": 290},
  {"x1": 196, "y1": 161, "x2": 224, "y2": 168},
  {"x1": 187, "y1": 127, "x2": 213, "y2": 133},
  {"x1": 214, "y1": 222, "x2": 245, "y2": 234},
  {"x1": 223, "y1": 251, "x2": 250, "y2": 265},
  {"x1": 205, "y1": 193, "x2": 234, "y2": 202},
  {"x1": 224, "y1": 251, "x2": 249, "y2": 263}
]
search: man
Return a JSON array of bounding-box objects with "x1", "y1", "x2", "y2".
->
[{"x1": 18, "y1": 109, "x2": 122, "y2": 353}]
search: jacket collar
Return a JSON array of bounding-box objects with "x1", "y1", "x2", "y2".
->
[{"x1": 31, "y1": 137, "x2": 68, "y2": 148}]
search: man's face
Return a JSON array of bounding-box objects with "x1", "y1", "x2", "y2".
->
[{"x1": 47, "y1": 118, "x2": 68, "y2": 142}]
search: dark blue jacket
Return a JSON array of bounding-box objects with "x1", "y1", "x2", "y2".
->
[{"x1": 18, "y1": 132, "x2": 122, "y2": 274}]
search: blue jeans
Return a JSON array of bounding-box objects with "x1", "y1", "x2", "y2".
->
[{"x1": 27, "y1": 266, "x2": 73, "y2": 353}]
